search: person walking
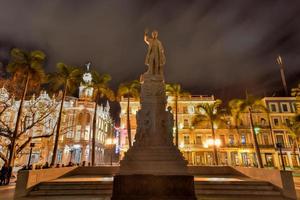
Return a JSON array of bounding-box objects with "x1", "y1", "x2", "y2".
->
[{"x1": 0, "y1": 162, "x2": 9, "y2": 185}]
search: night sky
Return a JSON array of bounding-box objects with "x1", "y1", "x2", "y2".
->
[{"x1": 0, "y1": 0, "x2": 300, "y2": 100}]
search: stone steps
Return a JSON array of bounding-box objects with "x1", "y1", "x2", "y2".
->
[
  {"x1": 197, "y1": 195, "x2": 288, "y2": 200},
  {"x1": 195, "y1": 180, "x2": 285, "y2": 199},
  {"x1": 196, "y1": 184, "x2": 273, "y2": 190},
  {"x1": 28, "y1": 177, "x2": 287, "y2": 200},
  {"x1": 29, "y1": 189, "x2": 112, "y2": 196},
  {"x1": 29, "y1": 181, "x2": 113, "y2": 197}
]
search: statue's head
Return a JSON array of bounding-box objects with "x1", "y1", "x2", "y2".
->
[
  {"x1": 152, "y1": 30, "x2": 158, "y2": 39},
  {"x1": 167, "y1": 106, "x2": 172, "y2": 112}
]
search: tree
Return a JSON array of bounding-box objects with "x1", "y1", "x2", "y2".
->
[
  {"x1": 91, "y1": 71, "x2": 115, "y2": 166},
  {"x1": 166, "y1": 83, "x2": 190, "y2": 147},
  {"x1": 0, "y1": 90, "x2": 58, "y2": 164},
  {"x1": 49, "y1": 63, "x2": 82, "y2": 166},
  {"x1": 117, "y1": 80, "x2": 140, "y2": 148},
  {"x1": 228, "y1": 95, "x2": 268, "y2": 168},
  {"x1": 192, "y1": 99, "x2": 225, "y2": 165},
  {"x1": 6, "y1": 48, "x2": 47, "y2": 168}
]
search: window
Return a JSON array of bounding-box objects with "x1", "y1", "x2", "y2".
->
[
  {"x1": 188, "y1": 105, "x2": 194, "y2": 114},
  {"x1": 229, "y1": 135, "x2": 234, "y2": 145},
  {"x1": 269, "y1": 103, "x2": 277, "y2": 112},
  {"x1": 292, "y1": 103, "x2": 297, "y2": 113},
  {"x1": 285, "y1": 118, "x2": 291, "y2": 126},
  {"x1": 263, "y1": 134, "x2": 269, "y2": 145},
  {"x1": 4, "y1": 113, "x2": 10, "y2": 123},
  {"x1": 288, "y1": 135, "x2": 294, "y2": 147},
  {"x1": 184, "y1": 135, "x2": 190, "y2": 145},
  {"x1": 67, "y1": 130, "x2": 73, "y2": 138},
  {"x1": 183, "y1": 119, "x2": 189, "y2": 127},
  {"x1": 183, "y1": 106, "x2": 188, "y2": 114},
  {"x1": 273, "y1": 118, "x2": 279, "y2": 126},
  {"x1": 84, "y1": 128, "x2": 89, "y2": 140},
  {"x1": 241, "y1": 135, "x2": 246, "y2": 145},
  {"x1": 261, "y1": 118, "x2": 266, "y2": 126},
  {"x1": 195, "y1": 135, "x2": 202, "y2": 145},
  {"x1": 281, "y1": 103, "x2": 289, "y2": 112},
  {"x1": 75, "y1": 127, "x2": 81, "y2": 141},
  {"x1": 276, "y1": 135, "x2": 284, "y2": 146}
]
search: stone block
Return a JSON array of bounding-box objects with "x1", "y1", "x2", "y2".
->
[{"x1": 111, "y1": 174, "x2": 197, "y2": 200}]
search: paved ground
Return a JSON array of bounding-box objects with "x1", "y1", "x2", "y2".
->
[
  {"x1": 0, "y1": 183, "x2": 15, "y2": 200},
  {"x1": 294, "y1": 177, "x2": 300, "y2": 199}
]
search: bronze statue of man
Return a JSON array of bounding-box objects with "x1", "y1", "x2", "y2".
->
[{"x1": 144, "y1": 30, "x2": 166, "y2": 75}]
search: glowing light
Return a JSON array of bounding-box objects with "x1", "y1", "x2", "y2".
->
[
  {"x1": 106, "y1": 138, "x2": 117, "y2": 145},
  {"x1": 204, "y1": 138, "x2": 221, "y2": 147},
  {"x1": 213, "y1": 124, "x2": 218, "y2": 129},
  {"x1": 207, "y1": 138, "x2": 214, "y2": 146},
  {"x1": 214, "y1": 139, "x2": 221, "y2": 147},
  {"x1": 254, "y1": 127, "x2": 260, "y2": 134},
  {"x1": 179, "y1": 123, "x2": 184, "y2": 129},
  {"x1": 179, "y1": 142, "x2": 184, "y2": 149},
  {"x1": 106, "y1": 138, "x2": 113, "y2": 145}
]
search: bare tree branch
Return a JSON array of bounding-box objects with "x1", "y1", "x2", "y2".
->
[{"x1": 0, "y1": 151, "x2": 7, "y2": 162}]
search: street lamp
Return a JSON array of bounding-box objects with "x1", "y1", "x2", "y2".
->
[
  {"x1": 204, "y1": 138, "x2": 221, "y2": 148},
  {"x1": 105, "y1": 138, "x2": 117, "y2": 166},
  {"x1": 203, "y1": 138, "x2": 221, "y2": 165},
  {"x1": 27, "y1": 143, "x2": 35, "y2": 169}
]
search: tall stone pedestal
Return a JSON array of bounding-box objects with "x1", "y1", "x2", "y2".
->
[{"x1": 111, "y1": 73, "x2": 196, "y2": 199}]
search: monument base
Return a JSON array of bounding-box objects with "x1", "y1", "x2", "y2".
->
[
  {"x1": 120, "y1": 146, "x2": 188, "y2": 175},
  {"x1": 111, "y1": 174, "x2": 196, "y2": 200}
]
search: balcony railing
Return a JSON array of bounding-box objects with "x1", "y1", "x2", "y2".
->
[{"x1": 181, "y1": 143, "x2": 276, "y2": 149}]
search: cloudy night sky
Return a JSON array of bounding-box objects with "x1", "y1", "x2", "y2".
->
[{"x1": 0, "y1": 0, "x2": 300, "y2": 100}]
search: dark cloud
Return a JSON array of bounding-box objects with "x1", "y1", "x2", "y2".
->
[{"x1": 0, "y1": 0, "x2": 300, "y2": 99}]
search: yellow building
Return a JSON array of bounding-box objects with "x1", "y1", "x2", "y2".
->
[{"x1": 119, "y1": 95, "x2": 300, "y2": 169}]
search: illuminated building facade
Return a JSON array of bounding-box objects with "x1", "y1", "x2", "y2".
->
[
  {"x1": 119, "y1": 95, "x2": 300, "y2": 169},
  {"x1": 0, "y1": 67, "x2": 113, "y2": 166}
]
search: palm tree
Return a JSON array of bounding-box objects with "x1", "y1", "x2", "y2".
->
[
  {"x1": 117, "y1": 80, "x2": 140, "y2": 148},
  {"x1": 166, "y1": 83, "x2": 190, "y2": 147},
  {"x1": 192, "y1": 99, "x2": 225, "y2": 165},
  {"x1": 50, "y1": 63, "x2": 82, "y2": 166},
  {"x1": 6, "y1": 48, "x2": 47, "y2": 168},
  {"x1": 228, "y1": 102, "x2": 242, "y2": 135},
  {"x1": 91, "y1": 71, "x2": 115, "y2": 166},
  {"x1": 229, "y1": 95, "x2": 268, "y2": 168}
]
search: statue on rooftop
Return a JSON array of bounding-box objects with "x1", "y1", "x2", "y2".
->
[{"x1": 144, "y1": 29, "x2": 166, "y2": 75}]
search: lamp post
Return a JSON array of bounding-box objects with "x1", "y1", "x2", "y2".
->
[
  {"x1": 204, "y1": 138, "x2": 221, "y2": 165},
  {"x1": 276, "y1": 142, "x2": 285, "y2": 171},
  {"x1": 105, "y1": 138, "x2": 117, "y2": 166},
  {"x1": 27, "y1": 143, "x2": 35, "y2": 169}
]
